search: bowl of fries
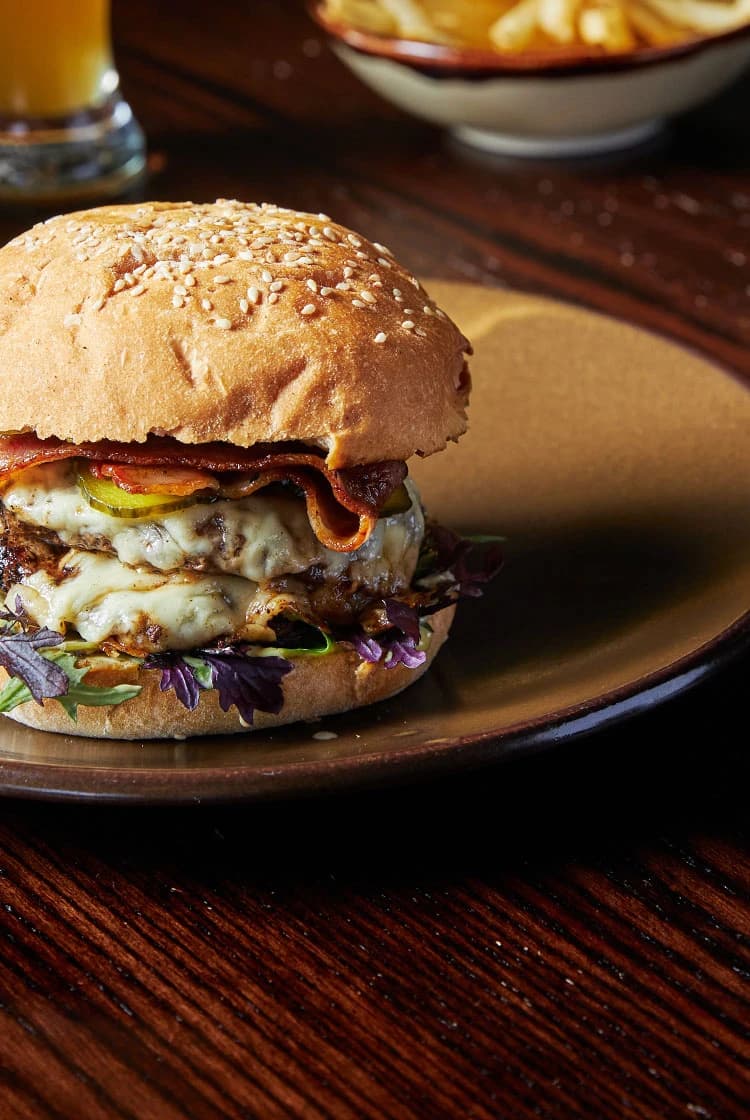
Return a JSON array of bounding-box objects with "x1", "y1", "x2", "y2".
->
[{"x1": 312, "y1": 1, "x2": 750, "y2": 155}]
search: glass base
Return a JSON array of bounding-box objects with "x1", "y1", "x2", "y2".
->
[{"x1": 0, "y1": 94, "x2": 146, "y2": 204}]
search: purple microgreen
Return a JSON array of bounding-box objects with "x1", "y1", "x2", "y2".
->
[
  {"x1": 383, "y1": 598, "x2": 421, "y2": 643},
  {"x1": 0, "y1": 626, "x2": 67, "y2": 704},
  {"x1": 342, "y1": 629, "x2": 383, "y2": 664},
  {"x1": 144, "y1": 647, "x2": 293, "y2": 725},
  {"x1": 199, "y1": 649, "x2": 292, "y2": 724},
  {"x1": 382, "y1": 635, "x2": 426, "y2": 670},
  {"x1": 146, "y1": 653, "x2": 202, "y2": 711}
]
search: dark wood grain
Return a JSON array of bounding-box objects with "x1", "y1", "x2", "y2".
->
[{"x1": 1, "y1": 1, "x2": 749, "y2": 1116}]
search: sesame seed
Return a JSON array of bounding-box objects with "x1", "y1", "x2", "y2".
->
[
  {"x1": 348, "y1": 235, "x2": 362, "y2": 247},
  {"x1": 247, "y1": 286, "x2": 261, "y2": 304},
  {"x1": 174, "y1": 284, "x2": 187, "y2": 296},
  {"x1": 300, "y1": 303, "x2": 317, "y2": 316},
  {"x1": 320, "y1": 287, "x2": 334, "y2": 296},
  {"x1": 238, "y1": 250, "x2": 253, "y2": 261},
  {"x1": 172, "y1": 295, "x2": 184, "y2": 309},
  {"x1": 360, "y1": 291, "x2": 376, "y2": 304},
  {"x1": 335, "y1": 282, "x2": 351, "y2": 291},
  {"x1": 393, "y1": 288, "x2": 402, "y2": 297},
  {"x1": 184, "y1": 274, "x2": 196, "y2": 287},
  {"x1": 351, "y1": 300, "x2": 366, "y2": 309},
  {"x1": 213, "y1": 275, "x2": 231, "y2": 285},
  {"x1": 423, "y1": 305, "x2": 432, "y2": 314},
  {"x1": 403, "y1": 308, "x2": 414, "y2": 315},
  {"x1": 402, "y1": 320, "x2": 415, "y2": 330},
  {"x1": 131, "y1": 284, "x2": 146, "y2": 297},
  {"x1": 374, "y1": 332, "x2": 387, "y2": 344},
  {"x1": 322, "y1": 226, "x2": 339, "y2": 241},
  {"x1": 343, "y1": 267, "x2": 353, "y2": 279},
  {"x1": 270, "y1": 280, "x2": 284, "y2": 292},
  {"x1": 201, "y1": 298, "x2": 213, "y2": 311},
  {"x1": 213, "y1": 253, "x2": 230, "y2": 265},
  {"x1": 306, "y1": 279, "x2": 318, "y2": 292},
  {"x1": 261, "y1": 269, "x2": 273, "y2": 283},
  {"x1": 239, "y1": 298, "x2": 249, "y2": 313},
  {"x1": 214, "y1": 317, "x2": 232, "y2": 329},
  {"x1": 377, "y1": 258, "x2": 391, "y2": 268},
  {"x1": 268, "y1": 292, "x2": 279, "y2": 304},
  {"x1": 374, "y1": 242, "x2": 392, "y2": 256},
  {"x1": 113, "y1": 278, "x2": 126, "y2": 292},
  {"x1": 91, "y1": 297, "x2": 105, "y2": 312}
]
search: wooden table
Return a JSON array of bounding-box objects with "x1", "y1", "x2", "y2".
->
[{"x1": 1, "y1": 2, "x2": 749, "y2": 1116}]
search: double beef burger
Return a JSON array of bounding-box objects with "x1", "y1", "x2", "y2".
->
[{"x1": 0, "y1": 201, "x2": 497, "y2": 739}]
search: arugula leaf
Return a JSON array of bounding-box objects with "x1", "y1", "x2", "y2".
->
[{"x1": 0, "y1": 651, "x2": 141, "y2": 717}]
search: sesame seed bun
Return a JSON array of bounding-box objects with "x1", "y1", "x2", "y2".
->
[
  {"x1": 0, "y1": 200, "x2": 470, "y2": 468},
  {"x1": 0, "y1": 605, "x2": 454, "y2": 740}
]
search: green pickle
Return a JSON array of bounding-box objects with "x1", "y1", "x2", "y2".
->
[
  {"x1": 378, "y1": 483, "x2": 412, "y2": 518},
  {"x1": 77, "y1": 465, "x2": 200, "y2": 519}
]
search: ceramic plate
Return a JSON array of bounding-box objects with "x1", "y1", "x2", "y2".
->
[{"x1": 1, "y1": 283, "x2": 749, "y2": 802}]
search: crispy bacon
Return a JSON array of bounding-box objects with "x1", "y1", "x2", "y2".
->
[{"x1": 0, "y1": 434, "x2": 407, "y2": 553}]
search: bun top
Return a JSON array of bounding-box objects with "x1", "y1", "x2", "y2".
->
[{"x1": 0, "y1": 200, "x2": 470, "y2": 467}]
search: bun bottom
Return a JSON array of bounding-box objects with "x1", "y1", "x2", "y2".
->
[{"x1": 0, "y1": 606, "x2": 454, "y2": 740}]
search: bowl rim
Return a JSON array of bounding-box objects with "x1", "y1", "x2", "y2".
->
[{"x1": 308, "y1": 1, "x2": 750, "y2": 78}]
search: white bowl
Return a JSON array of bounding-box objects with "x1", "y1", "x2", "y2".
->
[{"x1": 310, "y1": 6, "x2": 750, "y2": 157}]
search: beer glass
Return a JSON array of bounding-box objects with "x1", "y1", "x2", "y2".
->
[{"x1": 0, "y1": 0, "x2": 145, "y2": 202}]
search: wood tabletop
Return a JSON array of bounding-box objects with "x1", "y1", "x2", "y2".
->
[{"x1": 1, "y1": 1, "x2": 749, "y2": 1116}]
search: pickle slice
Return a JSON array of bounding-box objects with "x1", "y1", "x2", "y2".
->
[
  {"x1": 77, "y1": 464, "x2": 202, "y2": 519},
  {"x1": 378, "y1": 483, "x2": 412, "y2": 518}
]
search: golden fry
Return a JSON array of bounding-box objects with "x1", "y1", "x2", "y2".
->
[
  {"x1": 490, "y1": 0, "x2": 541, "y2": 51},
  {"x1": 323, "y1": 0, "x2": 750, "y2": 52},
  {"x1": 579, "y1": 1, "x2": 636, "y2": 50},
  {"x1": 538, "y1": 0, "x2": 581, "y2": 43},
  {"x1": 641, "y1": 0, "x2": 750, "y2": 34},
  {"x1": 327, "y1": 0, "x2": 398, "y2": 34},
  {"x1": 628, "y1": 0, "x2": 686, "y2": 45}
]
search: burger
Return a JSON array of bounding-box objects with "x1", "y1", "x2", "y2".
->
[{"x1": 0, "y1": 200, "x2": 500, "y2": 739}]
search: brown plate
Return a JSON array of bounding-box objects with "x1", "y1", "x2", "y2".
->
[{"x1": 1, "y1": 283, "x2": 749, "y2": 803}]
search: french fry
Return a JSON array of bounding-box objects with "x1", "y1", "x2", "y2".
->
[
  {"x1": 538, "y1": 0, "x2": 582, "y2": 43},
  {"x1": 379, "y1": 0, "x2": 451, "y2": 40},
  {"x1": 326, "y1": 0, "x2": 399, "y2": 34},
  {"x1": 323, "y1": 0, "x2": 750, "y2": 53},
  {"x1": 489, "y1": 0, "x2": 542, "y2": 51},
  {"x1": 579, "y1": 0, "x2": 636, "y2": 49},
  {"x1": 628, "y1": 0, "x2": 686, "y2": 45},
  {"x1": 641, "y1": 0, "x2": 750, "y2": 34}
]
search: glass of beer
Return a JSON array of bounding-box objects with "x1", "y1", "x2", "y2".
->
[{"x1": 0, "y1": 0, "x2": 145, "y2": 202}]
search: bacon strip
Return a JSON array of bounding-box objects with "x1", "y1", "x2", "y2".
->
[{"x1": 0, "y1": 435, "x2": 407, "y2": 553}]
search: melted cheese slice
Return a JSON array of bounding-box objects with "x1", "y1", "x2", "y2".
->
[
  {"x1": 4, "y1": 462, "x2": 424, "y2": 590},
  {"x1": 8, "y1": 551, "x2": 314, "y2": 653}
]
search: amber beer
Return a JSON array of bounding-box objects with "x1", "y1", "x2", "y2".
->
[{"x1": 0, "y1": 0, "x2": 112, "y2": 119}]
